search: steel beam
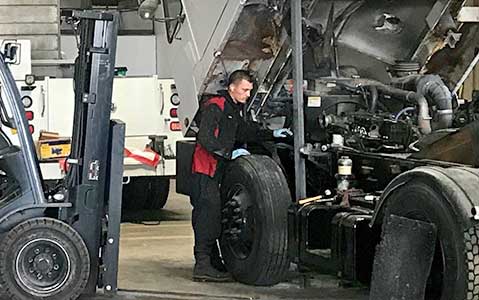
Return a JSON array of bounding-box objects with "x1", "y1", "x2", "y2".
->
[{"x1": 291, "y1": 0, "x2": 307, "y2": 201}]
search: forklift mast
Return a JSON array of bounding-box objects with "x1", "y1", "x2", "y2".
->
[
  {"x1": 64, "y1": 10, "x2": 121, "y2": 295},
  {"x1": 0, "y1": 9, "x2": 124, "y2": 300}
]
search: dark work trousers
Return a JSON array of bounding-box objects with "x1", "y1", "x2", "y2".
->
[{"x1": 190, "y1": 172, "x2": 222, "y2": 257}]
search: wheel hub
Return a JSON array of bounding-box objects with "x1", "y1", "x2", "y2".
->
[
  {"x1": 33, "y1": 253, "x2": 53, "y2": 274},
  {"x1": 17, "y1": 238, "x2": 71, "y2": 294},
  {"x1": 221, "y1": 184, "x2": 256, "y2": 259}
]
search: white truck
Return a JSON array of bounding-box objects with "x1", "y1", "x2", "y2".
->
[{"x1": 7, "y1": 39, "x2": 183, "y2": 210}]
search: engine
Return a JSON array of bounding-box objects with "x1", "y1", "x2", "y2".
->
[
  {"x1": 261, "y1": 71, "x2": 458, "y2": 155},
  {"x1": 322, "y1": 111, "x2": 417, "y2": 152}
]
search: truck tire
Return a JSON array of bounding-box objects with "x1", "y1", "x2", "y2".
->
[
  {"x1": 0, "y1": 217, "x2": 90, "y2": 300},
  {"x1": 382, "y1": 175, "x2": 479, "y2": 300},
  {"x1": 122, "y1": 177, "x2": 170, "y2": 211},
  {"x1": 122, "y1": 177, "x2": 147, "y2": 211},
  {"x1": 144, "y1": 177, "x2": 170, "y2": 210},
  {"x1": 220, "y1": 155, "x2": 290, "y2": 286}
]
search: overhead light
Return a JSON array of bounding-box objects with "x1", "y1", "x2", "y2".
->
[{"x1": 138, "y1": 0, "x2": 159, "y2": 20}]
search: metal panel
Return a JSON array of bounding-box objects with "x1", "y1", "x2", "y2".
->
[
  {"x1": 458, "y1": 6, "x2": 479, "y2": 21},
  {"x1": 463, "y1": 64, "x2": 479, "y2": 100},
  {"x1": 101, "y1": 119, "x2": 125, "y2": 295},
  {"x1": 183, "y1": 0, "x2": 229, "y2": 58},
  {"x1": 162, "y1": 0, "x2": 244, "y2": 134},
  {"x1": 47, "y1": 77, "x2": 165, "y2": 136}
]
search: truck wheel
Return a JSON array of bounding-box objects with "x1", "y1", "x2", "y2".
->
[
  {"x1": 220, "y1": 155, "x2": 290, "y2": 286},
  {"x1": 122, "y1": 177, "x2": 148, "y2": 211},
  {"x1": 144, "y1": 177, "x2": 170, "y2": 210},
  {"x1": 0, "y1": 217, "x2": 90, "y2": 300},
  {"x1": 382, "y1": 175, "x2": 479, "y2": 300}
]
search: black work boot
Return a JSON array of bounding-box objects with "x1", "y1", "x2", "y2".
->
[
  {"x1": 193, "y1": 254, "x2": 232, "y2": 282},
  {"x1": 210, "y1": 244, "x2": 227, "y2": 272}
]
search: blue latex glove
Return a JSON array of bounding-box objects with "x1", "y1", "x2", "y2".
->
[
  {"x1": 273, "y1": 128, "x2": 293, "y2": 138},
  {"x1": 231, "y1": 148, "x2": 250, "y2": 159}
]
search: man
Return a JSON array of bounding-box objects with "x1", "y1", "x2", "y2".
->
[{"x1": 190, "y1": 70, "x2": 291, "y2": 282}]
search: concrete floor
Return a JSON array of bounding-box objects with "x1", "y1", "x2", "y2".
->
[
  {"x1": 0, "y1": 180, "x2": 369, "y2": 300},
  {"x1": 93, "y1": 180, "x2": 369, "y2": 300}
]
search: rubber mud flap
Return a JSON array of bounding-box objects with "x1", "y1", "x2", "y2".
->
[{"x1": 370, "y1": 214, "x2": 437, "y2": 300}]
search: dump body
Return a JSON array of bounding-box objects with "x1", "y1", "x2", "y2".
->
[{"x1": 162, "y1": 0, "x2": 474, "y2": 134}]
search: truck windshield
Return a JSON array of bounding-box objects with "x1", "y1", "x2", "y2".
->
[{"x1": 163, "y1": 0, "x2": 183, "y2": 43}]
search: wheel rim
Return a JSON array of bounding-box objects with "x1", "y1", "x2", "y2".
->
[
  {"x1": 15, "y1": 238, "x2": 71, "y2": 296},
  {"x1": 222, "y1": 184, "x2": 257, "y2": 260}
]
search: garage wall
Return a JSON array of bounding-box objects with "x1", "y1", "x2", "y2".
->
[
  {"x1": 61, "y1": 35, "x2": 157, "y2": 76},
  {"x1": 0, "y1": 0, "x2": 60, "y2": 59}
]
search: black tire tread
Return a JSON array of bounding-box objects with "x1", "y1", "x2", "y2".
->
[
  {"x1": 380, "y1": 166, "x2": 479, "y2": 300},
  {"x1": 222, "y1": 155, "x2": 290, "y2": 286},
  {"x1": 145, "y1": 177, "x2": 170, "y2": 210},
  {"x1": 465, "y1": 225, "x2": 479, "y2": 300}
]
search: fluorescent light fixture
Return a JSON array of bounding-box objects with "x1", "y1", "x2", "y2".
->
[{"x1": 138, "y1": 0, "x2": 159, "y2": 20}]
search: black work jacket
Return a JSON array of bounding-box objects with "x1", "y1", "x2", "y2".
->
[{"x1": 193, "y1": 91, "x2": 272, "y2": 176}]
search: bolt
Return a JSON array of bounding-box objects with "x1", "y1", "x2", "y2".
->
[
  {"x1": 29, "y1": 268, "x2": 35, "y2": 274},
  {"x1": 34, "y1": 248, "x2": 40, "y2": 254},
  {"x1": 52, "y1": 254, "x2": 57, "y2": 259},
  {"x1": 53, "y1": 265, "x2": 59, "y2": 271},
  {"x1": 47, "y1": 272, "x2": 52, "y2": 278},
  {"x1": 108, "y1": 238, "x2": 114, "y2": 244},
  {"x1": 28, "y1": 257, "x2": 34, "y2": 263},
  {"x1": 105, "y1": 285, "x2": 112, "y2": 291}
]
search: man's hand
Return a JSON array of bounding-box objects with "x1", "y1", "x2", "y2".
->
[
  {"x1": 273, "y1": 128, "x2": 293, "y2": 138},
  {"x1": 231, "y1": 148, "x2": 250, "y2": 159}
]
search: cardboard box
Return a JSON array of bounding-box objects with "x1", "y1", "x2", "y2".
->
[{"x1": 37, "y1": 131, "x2": 71, "y2": 160}]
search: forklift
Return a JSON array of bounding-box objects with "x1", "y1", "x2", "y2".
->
[{"x1": 0, "y1": 10, "x2": 123, "y2": 300}]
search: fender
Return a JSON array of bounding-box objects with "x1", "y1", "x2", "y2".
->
[
  {"x1": 371, "y1": 166, "x2": 479, "y2": 229},
  {"x1": 0, "y1": 203, "x2": 71, "y2": 232}
]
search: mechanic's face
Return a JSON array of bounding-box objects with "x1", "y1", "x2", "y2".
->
[{"x1": 229, "y1": 79, "x2": 253, "y2": 104}]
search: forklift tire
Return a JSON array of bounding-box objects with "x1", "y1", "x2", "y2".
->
[
  {"x1": 382, "y1": 179, "x2": 479, "y2": 300},
  {"x1": 220, "y1": 155, "x2": 290, "y2": 286},
  {"x1": 0, "y1": 217, "x2": 90, "y2": 300}
]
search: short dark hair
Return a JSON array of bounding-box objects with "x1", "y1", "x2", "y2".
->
[{"x1": 228, "y1": 70, "x2": 254, "y2": 86}]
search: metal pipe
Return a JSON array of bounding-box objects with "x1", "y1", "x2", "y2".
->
[
  {"x1": 453, "y1": 51, "x2": 479, "y2": 95},
  {"x1": 416, "y1": 75, "x2": 453, "y2": 129},
  {"x1": 369, "y1": 86, "x2": 378, "y2": 113},
  {"x1": 328, "y1": 77, "x2": 434, "y2": 133},
  {"x1": 375, "y1": 85, "x2": 432, "y2": 134},
  {"x1": 291, "y1": 0, "x2": 307, "y2": 201},
  {"x1": 0, "y1": 55, "x2": 45, "y2": 204}
]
